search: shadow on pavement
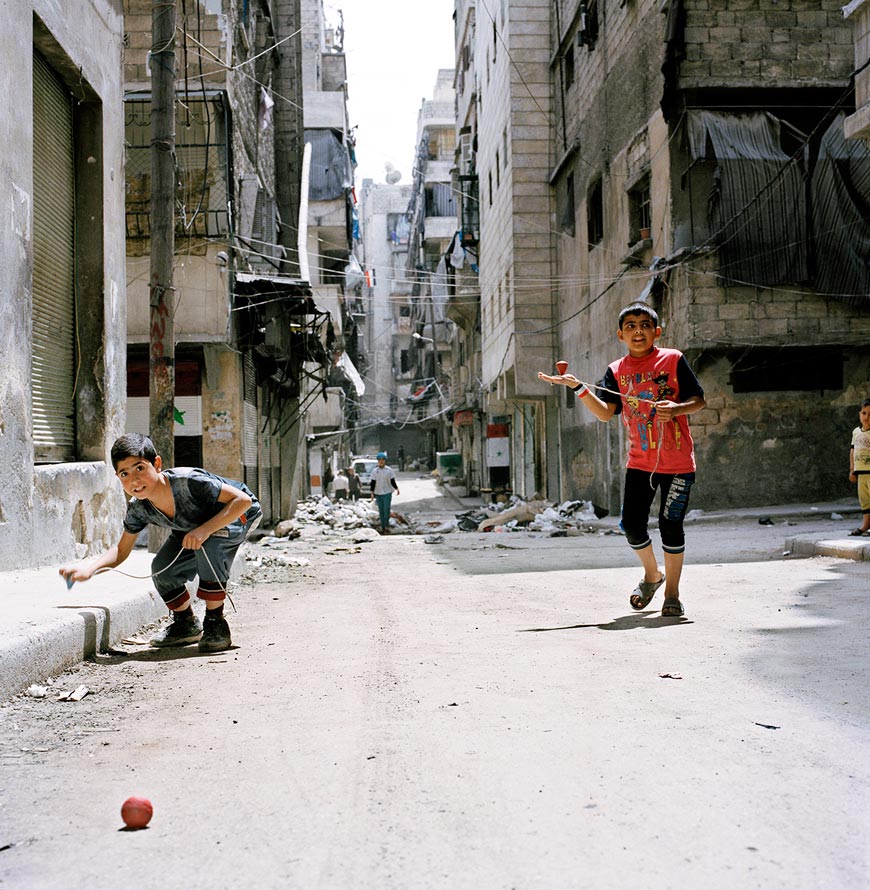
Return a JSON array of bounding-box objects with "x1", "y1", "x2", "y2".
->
[
  {"x1": 519, "y1": 612, "x2": 693, "y2": 632},
  {"x1": 89, "y1": 645, "x2": 239, "y2": 665}
]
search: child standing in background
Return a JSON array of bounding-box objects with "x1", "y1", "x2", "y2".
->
[{"x1": 848, "y1": 398, "x2": 870, "y2": 536}]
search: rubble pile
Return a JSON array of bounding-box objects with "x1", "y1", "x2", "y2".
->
[
  {"x1": 428, "y1": 497, "x2": 603, "y2": 536},
  {"x1": 293, "y1": 496, "x2": 381, "y2": 531}
]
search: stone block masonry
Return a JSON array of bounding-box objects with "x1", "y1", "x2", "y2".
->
[{"x1": 682, "y1": 0, "x2": 854, "y2": 88}]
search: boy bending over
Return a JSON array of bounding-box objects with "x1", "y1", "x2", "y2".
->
[{"x1": 59, "y1": 434, "x2": 261, "y2": 651}]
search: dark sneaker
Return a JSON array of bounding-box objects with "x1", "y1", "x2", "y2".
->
[
  {"x1": 198, "y1": 615, "x2": 232, "y2": 653},
  {"x1": 150, "y1": 610, "x2": 202, "y2": 647}
]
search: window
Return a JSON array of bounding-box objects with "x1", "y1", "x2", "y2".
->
[
  {"x1": 424, "y1": 184, "x2": 456, "y2": 217},
  {"x1": 729, "y1": 348, "x2": 843, "y2": 393},
  {"x1": 387, "y1": 213, "x2": 410, "y2": 245},
  {"x1": 559, "y1": 173, "x2": 576, "y2": 236},
  {"x1": 587, "y1": 178, "x2": 604, "y2": 247},
  {"x1": 563, "y1": 44, "x2": 575, "y2": 89},
  {"x1": 578, "y1": 0, "x2": 599, "y2": 51},
  {"x1": 459, "y1": 174, "x2": 480, "y2": 244},
  {"x1": 627, "y1": 175, "x2": 651, "y2": 243}
]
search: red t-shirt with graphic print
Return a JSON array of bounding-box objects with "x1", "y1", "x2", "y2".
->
[{"x1": 600, "y1": 347, "x2": 704, "y2": 474}]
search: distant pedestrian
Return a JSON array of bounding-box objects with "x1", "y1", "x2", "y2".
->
[
  {"x1": 848, "y1": 398, "x2": 870, "y2": 536},
  {"x1": 333, "y1": 468, "x2": 349, "y2": 501},
  {"x1": 370, "y1": 451, "x2": 400, "y2": 534},
  {"x1": 397, "y1": 445, "x2": 406, "y2": 471},
  {"x1": 538, "y1": 302, "x2": 706, "y2": 617},
  {"x1": 346, "y1": 466, "x2": 361, "y2": 502},
  {"x1": 322, "y1": 462, "x2": 333, "y2": 498}
]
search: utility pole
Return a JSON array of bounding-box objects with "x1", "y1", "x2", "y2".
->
[{"x1": 149, "y1": 0, "x2": 176, "y2": 550}]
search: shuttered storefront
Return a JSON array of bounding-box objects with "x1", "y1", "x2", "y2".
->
[
  {"x1": 32, "y1": 51, "x2": 76, "y2": 463},
  {"x1": 257, "y1": 391, "x2": 272, "y2": 522},
  {"x1": 242, "y1": 351, "x2": 259, "y2": 498}
]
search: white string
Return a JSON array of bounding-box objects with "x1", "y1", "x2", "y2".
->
[{"x1": 88, "y1": 542, "x2": 236, "y2": 611}]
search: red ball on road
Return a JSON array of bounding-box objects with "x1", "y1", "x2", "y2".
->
[{"x1": 121, "y1": 796, "x2": 153, "y2": 829}]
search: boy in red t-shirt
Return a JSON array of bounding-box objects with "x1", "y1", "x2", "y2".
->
[{"x1": 539, "y1": 303, "x2": 706, "y2": 616}]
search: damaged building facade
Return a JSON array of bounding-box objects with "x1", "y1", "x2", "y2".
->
[
  {"x1": 298, "y1": 0, "x2": 364, "y2": 490},
  {"x1": 549, "y1": 0, "x2": 870, "y2": 513},
  {"x1": 124, "y1": 0, "x2": 347, "y2": 524},
  {"x1": 455, "y1": 0, "x2": 870, "y2": 512},
  {"x1": 0, "y1": 2, "x2": 128, "y2": 570},
  {"x1": 355, "y1": 180, "x2": 430, "y2": 458},
  {"x1": 401, "y1": 71, "x2": 459, "y2": 467}
]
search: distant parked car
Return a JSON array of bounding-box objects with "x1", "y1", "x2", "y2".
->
[{"x1": 352, "y1": 457, "x2": 379, "y2": 486}]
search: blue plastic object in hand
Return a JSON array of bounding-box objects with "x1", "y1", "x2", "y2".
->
[{"x1": 65, "y1": 577, "x2": 75, "y2": 589}]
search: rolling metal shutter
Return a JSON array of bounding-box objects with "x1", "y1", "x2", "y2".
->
[
  {"x1": 32, "y1": 51, "x2": 76, "y2": 463},
  {"x1": 242, "y1": 351, "x2": 259, "y2": 494}
]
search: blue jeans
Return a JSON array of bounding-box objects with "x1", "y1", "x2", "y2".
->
[
  {"x1": 375, "y1": 493, "x2": 392, "y2": 530},
  {"x1": 151, "y1": 517, "x2": 260, "y2": 607}
]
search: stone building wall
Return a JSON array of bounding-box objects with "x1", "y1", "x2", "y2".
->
[
  {"x1": 0, "y1": 1, "x2": 128, "y2": 569},
  {"x1": 680, "y1": 0, "x2": 853, "y2": 87},
  {"x1": 549, "y1": 0, "x2": 870, "y2": 512}
]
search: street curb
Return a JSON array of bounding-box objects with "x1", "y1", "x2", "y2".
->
[
  {"x1": 785, "y1": 536, "x2": 870, "y2": 562},
  {"x1": 0, "y1": 588, "x2": 166, "y2": 701}
]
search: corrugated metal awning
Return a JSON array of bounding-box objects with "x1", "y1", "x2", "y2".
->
[{"x1": 686, "y1": 110, "x2": 807, "y2": 287}]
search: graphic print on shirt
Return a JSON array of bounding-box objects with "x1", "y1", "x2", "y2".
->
[
  {"x1": 608, "y1": 347, "x2": 699, "y2": 475},
  {"x1": 620, "y1": 370, "x2": 675, "y2": 454}
]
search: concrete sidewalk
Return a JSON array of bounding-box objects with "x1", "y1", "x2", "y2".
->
[
  {"x1": 0, "y1": 550, "x2": 165, "y2": 701},
  {"x1": 0, "y1": 496, "x2": 866, "y2": 702}
]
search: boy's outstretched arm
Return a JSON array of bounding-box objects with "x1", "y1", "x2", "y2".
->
[
  {"x1": 537, "y1": 371, "x2": 617, "y2": 422},
  {"x1": 58, "y1": 530, "x2": 139, "y2": 584},
  {"x1": 182, "y1": 483, "x2": 253, "y2": 551}
]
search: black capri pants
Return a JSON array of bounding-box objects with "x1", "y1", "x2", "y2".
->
[{"x1": 620, "y1": 469, "x2": 696, "y2": 555}]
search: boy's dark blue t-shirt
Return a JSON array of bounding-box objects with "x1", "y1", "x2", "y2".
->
[{"x1": 123, "y1": 467, "x2": 261, "y2": 535}]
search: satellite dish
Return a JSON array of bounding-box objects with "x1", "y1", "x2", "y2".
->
[{"x1": 384, "y1": 161, "x2": 401, "y2": 184}]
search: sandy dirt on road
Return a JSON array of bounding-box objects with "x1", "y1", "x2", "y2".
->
[{"x1": 1, "y1": 480, "x2": 868, "y2": 889}]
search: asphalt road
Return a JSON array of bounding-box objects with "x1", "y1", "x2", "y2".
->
[{"x1": 0, "y1": 478, "x2": 867, "y2": 889}]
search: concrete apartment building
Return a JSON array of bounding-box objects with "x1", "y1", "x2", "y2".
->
[
  {"x1": 1, "y1": 2, "x2": 127, "y2": 570},
  {"x1": 450, "y1": 0, "x2": 485, "y2": 494},
  {"x1": 454, "y1": 0, "x2": 556, "y2": 501},
  {"x1": 546, "y1": 0, "x2": 870, "y2": 513},
  {"x1": 125, "y1": 0, "x2": 337, "y2": 522},
  {"x1": 403, "y1": 72, "x2": 459, "y2": 467},
  {"x1": 355, "y1": 181, "x2": 428, "y2": 459},
  {"x1": 298, "y1": 0, "x2": 362, "y2": 488}
]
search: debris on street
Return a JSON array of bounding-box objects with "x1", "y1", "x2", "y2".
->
[{"x1": 56, "y1": 685, "x2": 89, "y2": 702}]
